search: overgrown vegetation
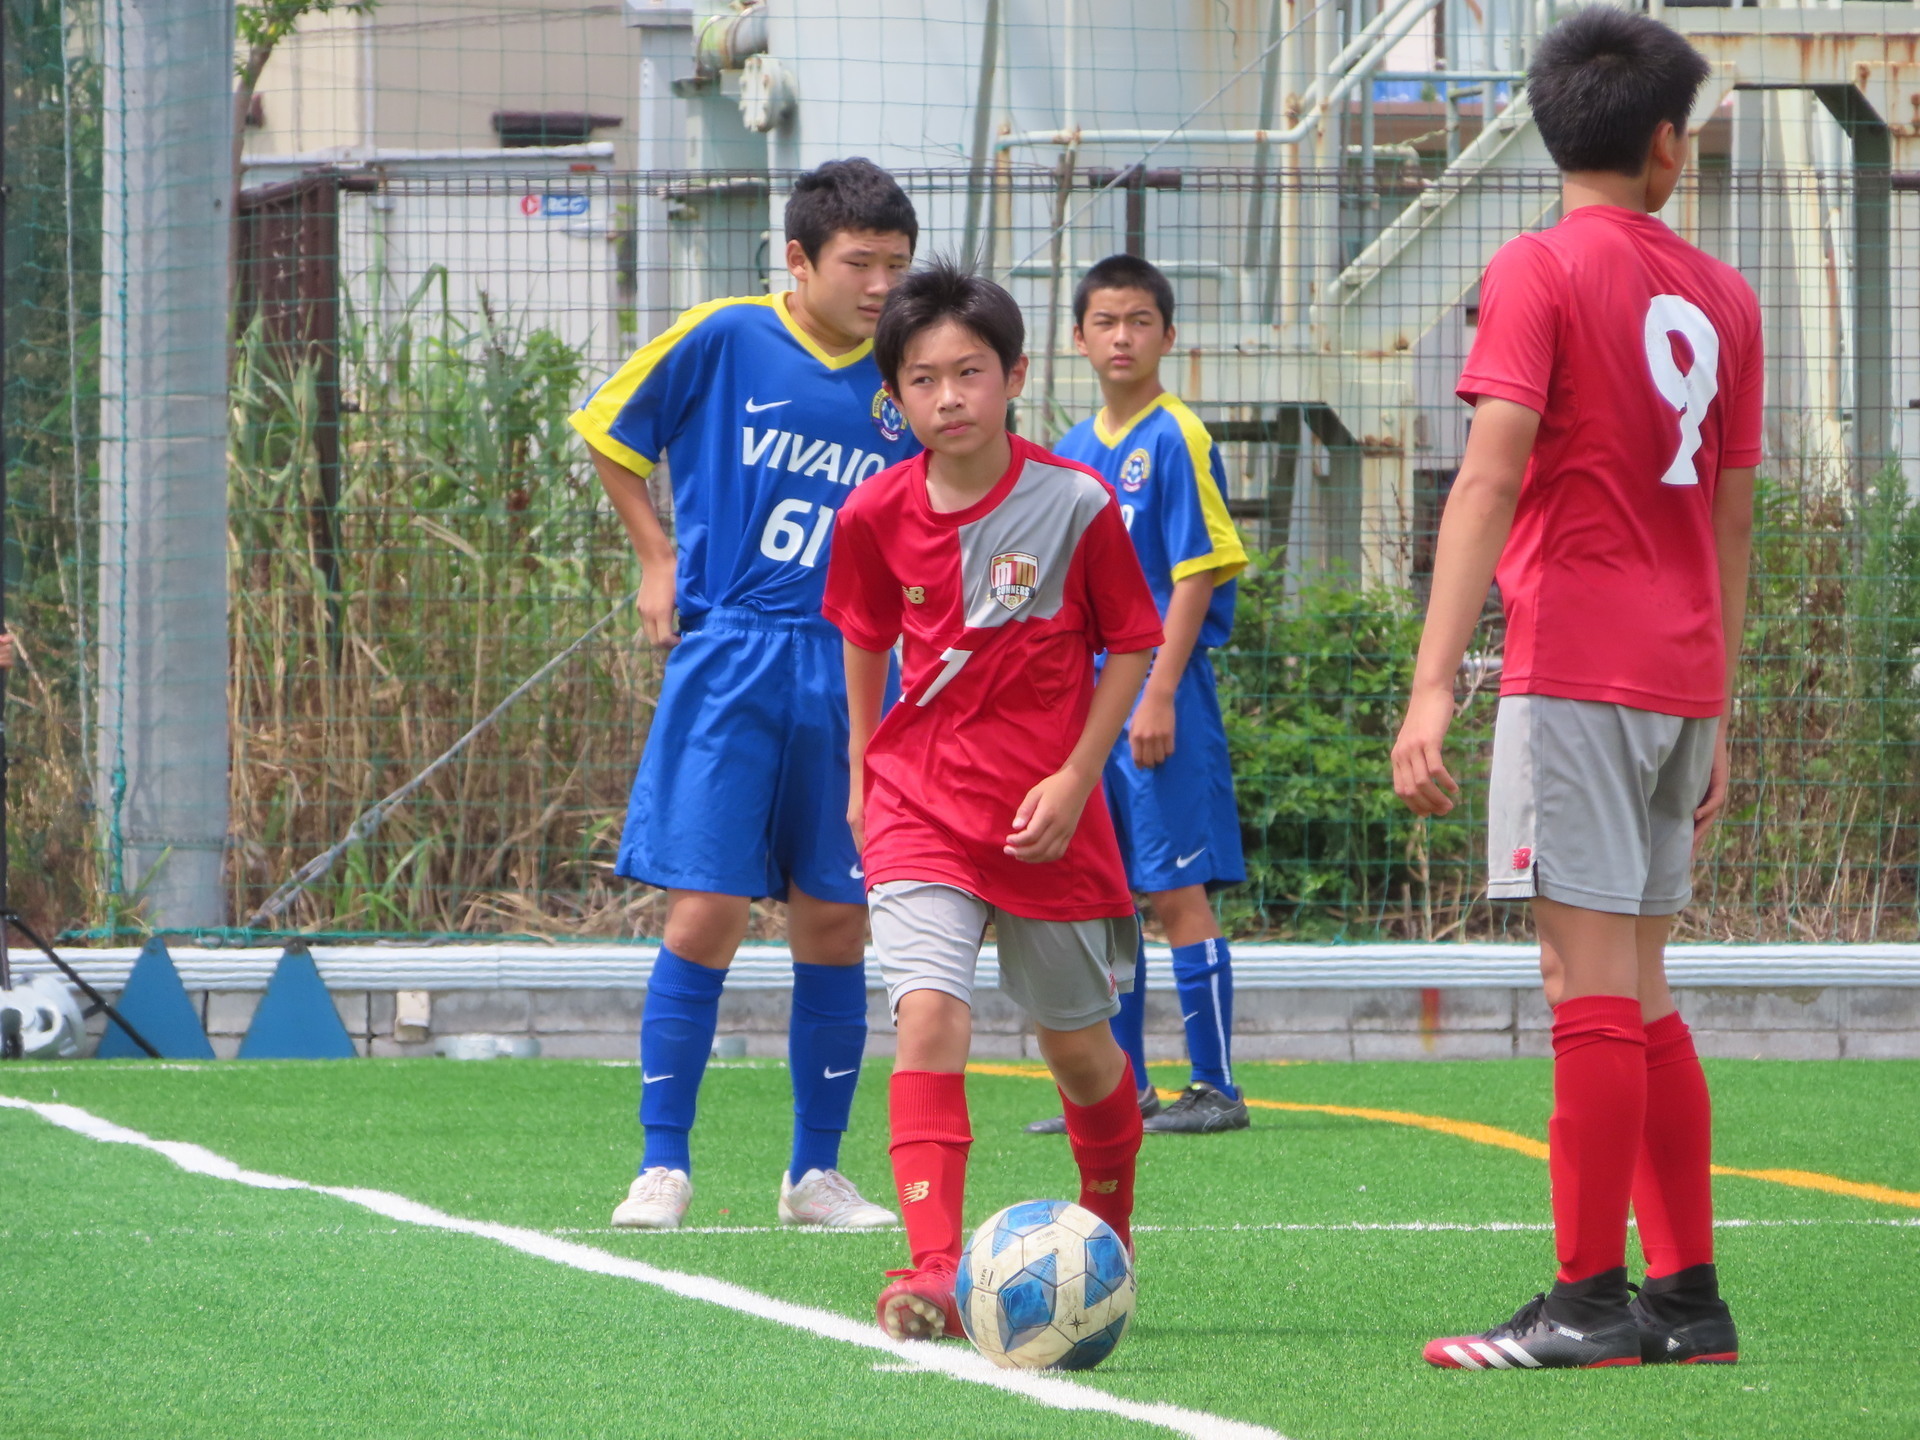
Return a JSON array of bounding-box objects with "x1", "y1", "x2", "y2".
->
[
  {"x1": 2, "y1": 0, "x2": 102, "y2": 935},
  {"x1": 1215, "y1": 469, "x2": 1920, "y2": 941},
  {"x1": 226, "y1": 282, "x2": 661, "y2": 936}
]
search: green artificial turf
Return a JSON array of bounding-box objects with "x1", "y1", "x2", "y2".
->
[{"x1": 1, "y1": 1057, "x2": 1915, "y2": 1439}]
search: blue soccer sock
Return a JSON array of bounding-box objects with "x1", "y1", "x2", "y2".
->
[
  {"x1": 1171, "y1": 937, "x2": 1236, "y2": 1099},
  {"x1": 1110, "y1": 924, "x2": 1151, "y2": 1099},
  {"x1": 638, "y1": 947, "x2": 727, "y2": 1174},
  {"x1": 788, "y1": 960, "x2": 869, "y2": 1180}
]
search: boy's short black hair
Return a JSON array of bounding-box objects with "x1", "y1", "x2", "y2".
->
[
  {"x1": 873, "y1": 258, "x2": 1024, "y2": 392},
  {"x1": 784, "y1": 158, "x2": 919, "y2": 263},
  {"x1": 1072, "y1": 254, "x2": 1175, "y2": 330},
  {"x1": 1526, "y1": 9, "x2": 1710, "y2": 177}
]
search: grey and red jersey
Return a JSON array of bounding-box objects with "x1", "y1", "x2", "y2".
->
[{"x1": 824, "y1": 434, "x2": 1164, "y2": 921}]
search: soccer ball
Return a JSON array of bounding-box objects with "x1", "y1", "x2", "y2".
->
[
  {"x1": 955, "y1": 1200, "x2": 1136, "y2": 1371},
  {"x1": 0, "y1": 977, "x2": 85, "y2": 1060}
]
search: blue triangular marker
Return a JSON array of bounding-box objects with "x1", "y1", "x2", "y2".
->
[
  {"x1": 238, "y1": 946, "x2": 358, "y2": 1059},
  {"x1": 97, "y1": 937, "x2": 215, "y2": 1059}
]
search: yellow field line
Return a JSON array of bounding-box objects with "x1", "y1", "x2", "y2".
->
[
  {"x1": 1709, "y1": 1166, "x2": 1920, "y2": 1209},
  {"x1": 963, "y1": 1062, "x2": 1920, "y2": 1210}
]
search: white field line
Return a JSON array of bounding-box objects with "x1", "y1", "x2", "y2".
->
[
  {"x1": 0, "y1": 1096, "x2": 1284, "y2": 1440},
  {"x1": 553, "y1": 1216, "x2": 1920, "y2": 1237}
]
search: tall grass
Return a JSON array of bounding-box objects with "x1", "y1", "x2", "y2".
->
[
  {"x1": 225, "y1": 279, "x2": 664, "y2": 936},
  {"x1": 1214, "y1": 472, "x2": 1920, "y2": 942}
]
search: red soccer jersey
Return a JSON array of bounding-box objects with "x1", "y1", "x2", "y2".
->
[
  {"x1": 1458, "y1": 205, "x2": 1764, "y2": 718},
  {"x1": 823, "y1": 434, "x2": 1165, "y2": 921}
]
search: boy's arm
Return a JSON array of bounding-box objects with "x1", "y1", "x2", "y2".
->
[
  {"x1": 1006, "y1": 648, "x2": 1153, "y2": 864},
  {"x1": 1390, "y1": 397, "x2": 1539, "y2": 816},
  {"x1": 1130, "y1": 570, "x2": 1214, "y2": 769},
  {"x1": 591, "y1": 448, "x2": 680, "y2": 648},
  {"x1": 1693, "y1": 464, "x2": 1755, "y2": 841},
  {"x1": 843, "y1": 640, "x2": 892, "y2": 852}
]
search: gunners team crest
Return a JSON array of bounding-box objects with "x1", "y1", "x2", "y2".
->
[
  {"x1": 1120, "y1": 447, "x2": 1152, "y2": 492},
  {"x1": 989, "y1": 551, "x2": 1040, "y2": 611},
  {"x1": 872, "y1": 388, "x2": 905, "y2": 443}
]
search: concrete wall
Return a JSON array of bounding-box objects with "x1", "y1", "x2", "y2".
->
[{"x1": 88, "y1": 984, "x2": 1920, "y2": 1062}]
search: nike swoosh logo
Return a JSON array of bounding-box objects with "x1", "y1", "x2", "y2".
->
[
  {"x1": 824, "y1": 1067, "x2": 857, "y2": 1080},
  {"x1": 744, "y1": 397, "x2": 790, "y2": 413},
  {"x1": 642, "y1": 1073, "x2": 674, "y2": 1084},
  {"x1": 1181, "y1": 1012, "x2": 1200, "y2": 1023},
  {"x1": 1174, "y1": 847, "x2": 1206, "y2": 868},
  {"x1": 849, "y1": 864, "x2": 864, "y2": 879}
]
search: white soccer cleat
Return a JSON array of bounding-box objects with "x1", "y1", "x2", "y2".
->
[
  {"x1": 778, "y1": 1168, "x2": 898, "y2": 1229},
  {"x1": 611, "y1": 1166, "x2": 692, "y2": 1229}
]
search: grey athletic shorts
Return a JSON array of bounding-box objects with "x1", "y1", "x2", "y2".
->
[
  {"x1": 867, "y1": 880, "x2": 1137, "y2": 1032},
  {"x1": 1487, "y1": 695, "x2": 1719, "y2": 917}
]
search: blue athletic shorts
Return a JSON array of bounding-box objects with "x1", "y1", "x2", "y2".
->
[
  {"x1": 615, "y1": 607, "x2": 889, "y2": 905},
  {"x1": 1104, "y1": 649, "x2": 1246, "y2": 895}
]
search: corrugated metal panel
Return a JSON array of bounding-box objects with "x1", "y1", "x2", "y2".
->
[{"x1": 16, "y1": 944, "x2": 1920, "y2": 992}]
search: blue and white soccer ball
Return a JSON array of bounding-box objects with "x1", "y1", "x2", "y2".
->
[{"x1": 955, "y1": 1200, "x2": 1136, "y2": 1371}]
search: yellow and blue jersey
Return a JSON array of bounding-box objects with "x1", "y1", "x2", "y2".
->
[
  {"x1": 569, "y1": 293, "x2": 920, "y2": 621},
  {"x1": 1054, "y1": 393, "x2": 1246, "y2": 649}
]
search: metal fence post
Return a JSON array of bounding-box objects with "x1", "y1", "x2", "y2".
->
[{"x1": 96, "y1": 0, "x2": 235, "y2": 930}]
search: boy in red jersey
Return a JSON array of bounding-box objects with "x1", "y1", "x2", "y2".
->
[
  {"x1": 1392, "y1": 11, "x2": 1760, "y2": 1371},
  {"x1": 824, "y1": 260, "x2": 1164, "y2": 1340}
]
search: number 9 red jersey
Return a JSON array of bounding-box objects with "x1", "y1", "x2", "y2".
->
[{"x1": 1458, "y1": 205, "x2": 1764, "y2": 718}]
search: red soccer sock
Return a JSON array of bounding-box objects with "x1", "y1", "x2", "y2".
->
[
  {"x1": 1549, "y1": 995, "x2": 1647, "y2": 1284},
  {"x1": 889, "y1": 1070, "x2": 972, "y2": 1273},
  {"x1": 1633, "y1": 1010, "x2": 1715, "y2": 1279},
  {"x1": 1060, "y1": 1060, "x2": 1143, "y2": 1249}
]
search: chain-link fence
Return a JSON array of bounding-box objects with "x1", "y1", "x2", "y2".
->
[{"x1": 5, "y1": 3, "x2": 1919, "y2": 944}]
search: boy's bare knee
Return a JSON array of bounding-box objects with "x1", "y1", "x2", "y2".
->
[
  {"x1": 662, "y1": 890, "x2": 753, "y2": 967},
  {"x1": 894, "y1": 988, "x2": 973, "y2": 1072},
  {"x1": 1147, "y1": 884, "x2": 1217, "y2": 948},
  {"x1": 1035, "y1": 1020, "x2": 1125, "y2": 1105},
  {"x1": 787, "y1": 887, "x2": 869, "y2": 966}
]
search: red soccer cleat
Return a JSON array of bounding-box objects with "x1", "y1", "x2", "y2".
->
[{"x1": 876, "y1": 1264, "x2": 962, "y2": 1341}]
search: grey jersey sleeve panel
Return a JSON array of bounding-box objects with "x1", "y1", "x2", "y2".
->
[{"x1": 954, "y1": 460, "x2": 1114, "y2": 631}]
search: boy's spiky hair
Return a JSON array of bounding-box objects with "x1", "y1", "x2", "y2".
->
[
  {"x1": 873, "y1": 258, "x2": 1025, "y2": 392},
  {"x1": 1526, "y1": 8, "x2": 1710, "y2": 177},
  {"x1": 784, "y1": 158, "x2": 919, "y2": 263},
  {"x1": 1072, "y1": 254, "x2": 1176, "y2": 330}
]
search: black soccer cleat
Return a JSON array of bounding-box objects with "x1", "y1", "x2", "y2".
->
[
  {"x1": 1024, "y1": 1086, "x2": 1160, "y2": 1135},
  {"x1": 1424, "y1": 1270, "x2": 1641, "y2": 1370},
  {"x1": 1631, "y1": 1264, "x2": 1739, "y2": 1365},
  {"x1": 1142, "y1": 1082, "x2": 1250, "y2": 1134}
]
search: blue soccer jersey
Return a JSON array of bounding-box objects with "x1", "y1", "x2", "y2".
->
[
  {"x1": 1054, "y1": 393, "x2": 1246, "y2": 643},
  {"x1": 569, "y1": 293, "x2": 919, "y2": 621}
]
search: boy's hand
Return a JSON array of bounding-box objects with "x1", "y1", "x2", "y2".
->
[
  {"x1": 637, "y1": 568, "x2": 679, "y2": 648},
  {"x1": 1129, "y1": 687, "x2": 1176, "y2": 769},
  {"x1": 1005, "y1": 767, "x2": 1096, "y2": 864},
  {"x1": 847, "y1": 791, "x2": 866, "y2": 854},
  {"x1": 1692, "y1": 726, "x2": 1731, "y2": 848},
  {"x1": 1391, "y1": 686, "x2": 1460, "y2": 817}
]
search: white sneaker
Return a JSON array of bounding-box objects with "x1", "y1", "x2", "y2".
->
[
  {"x1": 611, "y1": 1166, "x2": 692, "y2": 1229},
  {"x1": 778, "y1": 1168, "x2": 898, "y2": 1229}
]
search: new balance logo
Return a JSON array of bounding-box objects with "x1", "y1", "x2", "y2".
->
[
  {"x1": 642, "y1": 1072, "x2": 674, "y2": 1084},
  {"x1": 824, "y1": 1066, "x2": 857, "y2": 1080},
  {"x1": 1085, "y1": 1179, "x2": 1119, "y2": 1195},
  {"x1": 902, "y1": 1180, "x2": 931, "y2": 1204},
  {"x1": 1174, "y1": 847, "x2": 1206, "y2": 869}
]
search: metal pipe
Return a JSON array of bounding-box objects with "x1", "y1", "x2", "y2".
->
[
  {"x1": 961, "y1": 0, "x2": 1003, "y2": 265},
  {"x1": 996, "y1": 0, "x2": 1447, "y2": 152}
]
